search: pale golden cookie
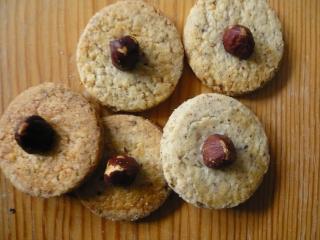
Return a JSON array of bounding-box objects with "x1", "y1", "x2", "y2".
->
[
  {"x1": 0, "y1": 83, "x2": 102, "y2": 198},
  {"x1": 77, "y1": 115, "x2": 170, "y2": 221},
  {"x1": 77, "y1": 0, "x2": 184, "y2": 112},
  {"x1": 184, "y1": 0, "x2": 284, "y2": 95}
]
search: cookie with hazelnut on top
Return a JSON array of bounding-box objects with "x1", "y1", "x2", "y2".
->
[
  {"x1": 77, "y1": 115, "x2": 170, "y2": 221},
  {"x1": 0, "y1": 83, "x2": 102, "y2": 198},
  {"x1": 161, "y1": 94, "x2": 270, "y2": 209},
  {"x1": 184, "y1": 0, "x2": 284, "y2": 95},
  {"x1": 76, "y1": 0, "x2": 184, "y2": 112}
]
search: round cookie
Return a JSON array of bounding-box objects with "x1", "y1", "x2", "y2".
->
[
  {"x1": 77, "y1": 0, "x2": 184, "y2": 112},
  {"x1": 0, "y1": 83, "x2": 102, "y2": 198},
  {"x1": 161, "y1": 94, "x2": 270, "y2": 209},
  {"x1": 184, "y1": 0, "x2": 284, "y2": 95},
  {"x1": 77, "y1": 115, "x2": 170, "y2": 221}
]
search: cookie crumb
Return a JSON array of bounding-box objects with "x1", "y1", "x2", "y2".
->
[{"x1": 9, "y1": 208, "x2": 16, "y2": 214}]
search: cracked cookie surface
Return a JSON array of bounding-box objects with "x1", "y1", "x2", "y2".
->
[
  {"x1": 0, "y1": 83, "x2": 102, "y2": 197},
  {"x1": 161, "y1": 94, "x2": 269, "y2": 209},
  {"x1": 77, "y1": 115, "x2": 170, "y2": 221},
  {"x1": 184, "y1": 0, "x2": 284, "y2": 95},
  {"x1": 77, "y1": 0, "x2": 184, "y2": 112}
]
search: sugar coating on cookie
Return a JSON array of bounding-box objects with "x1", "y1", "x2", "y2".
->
[
  {"x1": 184, "y1": 0, "x2": 284, "y2": 95},
  {"x1": 77, "y1": 0, "x2": 184, "y2": 112},
  {"x1": 77, "y1": 115, "x2": 170, "y2": 221},
  {"x1": 161, "y1": 94, "x2": 270, "y2": 209},
  {"x1": 0, "y1": 83, "x2": 102, "y2": 198}
]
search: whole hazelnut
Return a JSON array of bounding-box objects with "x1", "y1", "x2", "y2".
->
[
  {"x1": 201, "y1": 134, "x2": 236, "y2": 168},
  {"x1": 222, "y1": 25, "x2": 255, "y2": 59},
  {"x1": 15, "y1": 115, "x2": 56, "y2": 154},
  {"x1": 104, "y1": 155, "x2": 140, "y2": 186},
  {"x1": 109, "y1": 35, "x2": 140, "y2": 71}
]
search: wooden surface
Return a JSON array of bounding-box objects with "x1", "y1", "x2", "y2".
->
[{"x1": 0, "y1": 0, "x2": 319, "y2": 239}]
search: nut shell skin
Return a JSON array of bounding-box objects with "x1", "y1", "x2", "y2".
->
[
  {"x1": 201, "y1": 134, "x2": 236, "y2": 168},
  {"x1": 222, "y1": 25, "x2": 255, "y2": 60},
  {"x1": 109, "y1": 36, "x2": 140, "y2": 71},
  {"x1": 15, "y1": 115, "x2": 56, "y2": 154},
  {"x1": 104, "y1": 155, "x2": 140, "y2": 186}
]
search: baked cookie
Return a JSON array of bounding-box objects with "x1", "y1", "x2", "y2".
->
[
  {"x1": 77, "y1": 115, "x2": 170, "y2": 221},
  {"x1": 77, "y1": 0, "x2": 184, "y2": 112},
  {"x1": 161, "y1": 93, "x2": 270, "y2": 209},
  {"x1": 184, "y1": 0, "x2": 284, "y2": 95},
  {"x1": 0, "y1": 83, "x2": 102, "y2": 198}
]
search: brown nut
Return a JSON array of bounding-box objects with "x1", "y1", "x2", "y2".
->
[
  {"x1": 222, "y1": 25, "x2": 255, "y2": 59},
  {"x1": 201, "y1": 134, "x2": 236, "y2": 168},
  {"x1": 109, "y1": 35, "x2": 140, "y2": 71},
  {"x1": 15, "y1": 115, "x2": 56, "y2": 154},
  {"x1": 104, "y1": 155, "x2": 140, "y2": 186}
]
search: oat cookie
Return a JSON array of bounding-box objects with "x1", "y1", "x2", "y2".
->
[
  {"x1": 77, "y1": 0, "x2": 184, "y2": 112},
  {"x1": 161, "y1": 94, "x2": 270, "y2": 209},
  {"x1": 0, "y1": 83, "x2": 102, "y2": 198},
  {"x1": 184, "y1": 0, "x2": 284, "y2": 95},
  {"x1": 77, "y1": 115, "x2": 170, "y2": 221}
]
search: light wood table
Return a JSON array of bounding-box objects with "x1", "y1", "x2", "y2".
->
[{"x1": 0, "y1": 0, "x2": 319, "y2": 239}]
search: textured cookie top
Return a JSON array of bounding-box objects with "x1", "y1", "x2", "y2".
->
[
  {"x1": 77, "y1": 0, "x2": 184, "y2": 112},
  {"x1": 161, "y1": 94, "x2": 270, "y2": 209},
  {"x1": 184, "y1": 0, "x2": 284, "y2": 95},
  {"x1": 77, "y1": 115, "x2": 170, "y2": 221},
  {"x1": 0, "y1": 83, "x2": 102, "y2": 198}
]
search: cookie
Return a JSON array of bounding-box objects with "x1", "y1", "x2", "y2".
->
[
  {"x1": 184, "y1": 0, "x2": 284, "y2": 95},
  {"x1": 77, "y1": 0, "x2": 184, "y2": 112},
  {"x1": 0, "y1": 83, "x2": 102, "y2": 198},
  {"x1": 161, "y1": 93, "x2": 270, "y2": 209},
  {"x1": 77, "y1": 115, "x2": 170, "y2": 221}
]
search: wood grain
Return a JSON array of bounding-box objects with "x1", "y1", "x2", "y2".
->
[{"x1": 0, "y1": 0, "x2": 319, "y2": 239}]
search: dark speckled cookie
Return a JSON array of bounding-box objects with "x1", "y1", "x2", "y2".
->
[{"x1": 161, "y1": 94, "x2": 270, "y2": 209}]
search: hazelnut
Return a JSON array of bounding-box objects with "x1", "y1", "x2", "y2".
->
[
  {"x1": 222, "y1": 25, "x2": 255, "y2": 59},
  {"x1": 201, "y1": 134, "x2": 236, "y2": 168},
  {"x1": 109, "y1": 35, "x2": 140, "y2": 71},
  {"x1": 104, "y1": 155, "x2": 140, "y2": 186},
  {"x1": 15, "y1": 115, "x2": 56, "y2": 154}
]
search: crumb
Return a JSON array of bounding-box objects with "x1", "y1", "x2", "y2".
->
[{"x1": 9, "y1": 208, "x2": 16, "y2": 214}]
